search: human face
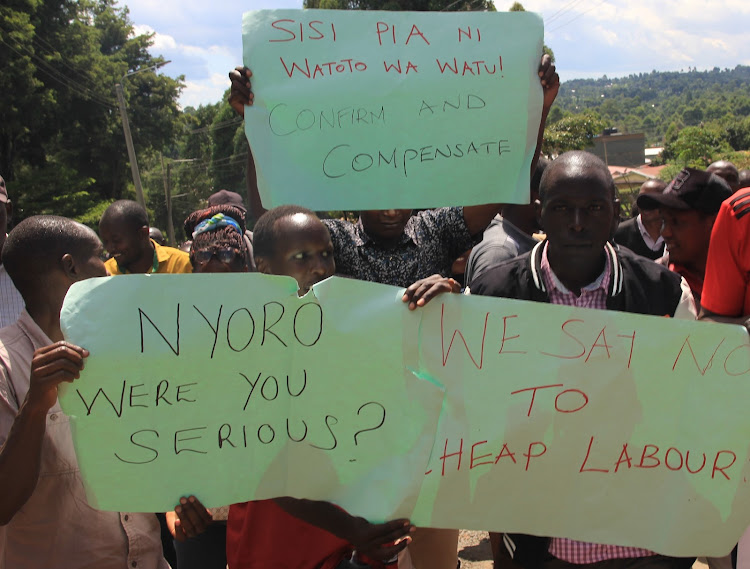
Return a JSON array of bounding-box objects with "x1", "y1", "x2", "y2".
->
[
  {"x1": 659, "y1": 207, "x2": 714, "y2": 270},
  {"x1": 259, "y1": 214, "x2": 335, "y2": 295},
  {"x1": 541, "y1": 170, "x2": 618, "y2": 270},
  {"x1": 707, "y1": 164, "x2": 740, "y2": 193},
  {"x1": 191, "y1": 244, "x2": 246, "y2": 274},
  {"x1": 99, "y1": 219, "x2": 149, "y2": 269},
  {"x1": 639, "y1": 208, "x2": 663, "y2": 242},
  {"x1": 360, "y1": 209, "x2": 412, "y2": 245},
  {"x1": 77, "y1": 234, "x2": 110, "y2": 280}
]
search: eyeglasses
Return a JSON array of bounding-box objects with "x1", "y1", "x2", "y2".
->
[{"x1": 191, "y1": 247, "x2": 243, "y2": 266}]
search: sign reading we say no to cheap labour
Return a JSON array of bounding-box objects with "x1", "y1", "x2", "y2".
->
[{"x1": 242, "y1": 10, "x2": 544, "y2": 210}]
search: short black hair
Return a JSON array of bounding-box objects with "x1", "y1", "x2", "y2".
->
[
  {"x1": 531, "y1": 157, "x2": 550, "y2": 194},
  {"x1": 539, "y1": 151, "x2": 616, "y2": 202},
  {"x1": 3, "y1": 215, "x2": 99, "y2": 300},
  {"x1": 253, "y1": 205, "x2": 319, "y2": 259},
  {"x1": 100, "y1": 200, "x2": 149, "y2": 232}
]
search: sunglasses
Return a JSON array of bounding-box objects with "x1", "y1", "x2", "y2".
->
[{"x1": 192, "y1": 246, "x2": 243, "y2": 266}]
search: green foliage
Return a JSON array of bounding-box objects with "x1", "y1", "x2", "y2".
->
[
  {"x1": 542, "y1": 112, "x2": 606, "y2": 157},
  {"x1": 664, "y1": 125, "x2": 731, "y2": 168},
  {"x1": 0, "y1": 0, "x2": 183, "y2": 225},
  {"x1": 658, "y1": 164, "x2": 684, "y2": 183},
  {"x1": 505, "y1": 2, "x2": 553, "y2": 61},
  {"x1": 554, "y1": 66, "x2": 750, "y2": 146}
]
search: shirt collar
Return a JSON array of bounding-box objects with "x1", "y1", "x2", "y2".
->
[
  {"x1": 635, "y1": 214, "x2": 665, "y2": 251},
  {"x1": 117, "y1": 240, "x2": 160, "y2": 274},
  {"x1": 16, "y1": 310, "x2": 53, "y2": 351},
  {"x1": 540, "y1": 241, "x2": 611, "y2": 296},
  {"x1": 501, "y1": 217, "x2": 538, "y2": 248},
  {"x1": 354, "y1": 217, "x2": 416, "y2": 247}
]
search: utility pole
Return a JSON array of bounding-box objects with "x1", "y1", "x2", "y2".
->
[
  {"x1": 160, "y1": 154, "x2": 175, "y2": 246},
  {"x1": 116, "y1": 83, "x2": 145, "y2": 208},
  {"x1": 160, "y1": 158, "x2": 199, "y2": 246},
  {"x1": 115, "y1": 60, "x2": 171, "y2": 209}
]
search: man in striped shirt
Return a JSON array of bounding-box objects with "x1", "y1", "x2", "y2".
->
[{"x1": 470, "y1": 151, "x2": 695, "y2": 569}]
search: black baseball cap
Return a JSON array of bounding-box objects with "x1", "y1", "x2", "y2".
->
[
  {"x1": 207, "y1": 189, "x2": 246, "y2": 213},
  {"x1": 637, "y1": 168, "x2": 731, "y2": 214}
]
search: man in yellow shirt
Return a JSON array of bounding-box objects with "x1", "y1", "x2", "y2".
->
[{"x1": 99, "y1": 200, "x2": 191, "y2": 274}]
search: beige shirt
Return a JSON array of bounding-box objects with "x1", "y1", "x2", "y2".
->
[
  {"x1": 0, "y1": 263, "x2": 24, "y2": 328},
  {"x1": 0, "y1": 311, "x2": 168, "y2": 569}
]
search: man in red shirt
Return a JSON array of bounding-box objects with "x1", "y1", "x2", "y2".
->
[
  {"x1": 700, "y1": 183, "x2": 750, "y2": 328},
  {"x1": 636, "y1": 168, "x2": 731, "y2": 310}
]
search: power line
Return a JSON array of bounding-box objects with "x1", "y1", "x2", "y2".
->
[
  {"x1": 0, "y1": 36, "x2": 114, "y2": 108},
  {"x1": 0, "y1": 20, "x2": 104, "y2": 95},
  {"x1": 547, "y1": 0, "x2": 606, "y2": 33},
  {"x1": 544, "y1": 0, "x2": 588, "y2": 25},
  {"x1": 185, "y1": 117, "x2": 243, "y2": 135}
]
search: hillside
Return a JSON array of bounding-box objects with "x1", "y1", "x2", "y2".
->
[{"x1": 552, "y1": 66, "x2": 750, "y2": 147}]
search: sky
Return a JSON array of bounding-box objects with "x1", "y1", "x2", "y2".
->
[{"x1": 120, "y1": 0, "x2": 750, "y2": 108}]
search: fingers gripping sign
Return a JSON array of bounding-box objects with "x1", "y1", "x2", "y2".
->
[
  {"x1": 349, "y1": 517, "x2": 414, "y2": 563},
  {"x1": 402, "y1": 275, "x2": 461, "y2": 311},
  {"x1": 228, "y1": 66, "x2": 254, "y2": 118},
  {"x1": 538, "y1": 53, "x2": 560, "y2": 110},
  {"x1": 171, "y1": 495, "x2": 213, "y2": 542},
  {"x1": 27, "y1": 342, "x2": 89, "y2": 412}
]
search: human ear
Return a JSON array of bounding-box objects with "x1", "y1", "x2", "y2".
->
[{"x1": 61, "y1": 253, "x2": 77, "y2": 279}]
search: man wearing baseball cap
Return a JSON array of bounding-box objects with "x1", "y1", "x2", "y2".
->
[
  {"x1": 637, "y1": 167, "x2": 732, "y2": 309},
  {"x1": 0, "y1": 175, "x2": 24, "y2": 327}
]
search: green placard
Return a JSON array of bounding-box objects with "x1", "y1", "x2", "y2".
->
[
  {"x1": 59, "y1": 274, "x2": 750, "y2": 556},
  {"x1": 242, "y1": 9, "x2": 543, "y2": 210},
  {"x1": 59, "y1": 274, "x2": 444, "y2": 519},
  {"x1": 413, "y1": 292, "x2": 750, "y2": 556}
]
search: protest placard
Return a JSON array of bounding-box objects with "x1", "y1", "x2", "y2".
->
[
  {"x1": 60, "y1": 274, "x2": 750, "y2": 556},
  {"x1": 59, "y1": 274, "x2": 444, "y2": 518},
  {"x1": 242, "y1": 9, "x2": 544, "y2": 210},
  {"x1": 413, "y1": 292, "x2": 750, "y2": 556}
]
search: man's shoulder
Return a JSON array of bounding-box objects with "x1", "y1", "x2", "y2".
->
[
  {"x1": 469, "y1": 252, "x2": 533, "y2": 298},
  {"x1": 104, "y1": 257, "x2": 121, "y2": 275},
  {"x1": 155, "y1": 243, "x2": 191, "y2": 273},
  {"x1": 617, "y1": 245, "x2": 682, "y2": 287},
  {"x1": 614, "y1": 217, "x2": 637, "y2": 235},
  {"x1": 412, "y1": 207, "x2": 464, "y2": 228},
  {"x1": 726, "y1": 189, "x2": 750, "y2": 221},
  {"x1": 156, "y1": 243, "x2": 189, "y2": 258}
]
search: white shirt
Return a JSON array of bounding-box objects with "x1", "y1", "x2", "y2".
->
[{"x1": 635, "y1": 214, "x2": 665, "y2": 252}]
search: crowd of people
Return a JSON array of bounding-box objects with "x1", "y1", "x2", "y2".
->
[{"x1": 0, "y1": 48, "x2": 749, "y2": 569}]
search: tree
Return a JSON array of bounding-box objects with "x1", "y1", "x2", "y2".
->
[
  {"x1": 542, "y1": 112, "x2": 605, "y2": 157},
  {"x1": 507, "y1": 2, "x2": 554, "y2": 61},
  {"x1": 0, "y1": 0, "x2": 183, "y2": 223},
  {"x1": 665, "y1": 125, "x2": 731, "y2": 168}
]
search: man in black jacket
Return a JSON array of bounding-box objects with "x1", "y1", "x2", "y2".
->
[
  {"x1": 613, "y1": 179, "x2": 667, "y2": 261},
  {"x1": 470, "y1": 151, "x2": 695, "y2": 569}
]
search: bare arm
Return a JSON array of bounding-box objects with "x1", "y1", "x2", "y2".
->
[
  {"x1": 462, "y1": 55, "x2": 559, "y2": 236},
  {"x1": 0, "y1": 342, "x2": 88, "y2": 525},
  {"x1": 274, "y1": 497, "x2": 412, "y2": 562},
  {"x1": 228, "y1": 67, "x2": 267, "y2": 222}
]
